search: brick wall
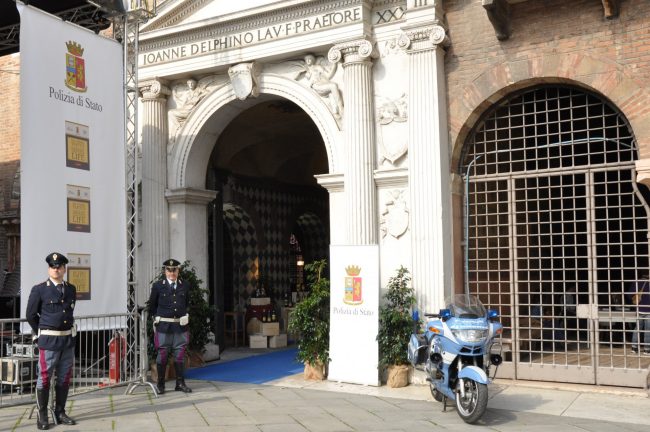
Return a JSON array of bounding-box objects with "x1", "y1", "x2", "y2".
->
[
  {"x1": 444, "y1": 0, "x2": 650, "y2": 162},
  {"x1": 0, "y1": 53, "x2": 21, "y2": 271}
]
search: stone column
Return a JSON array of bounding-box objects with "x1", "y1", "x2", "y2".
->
[
  {"x1": 166, "y1": 188, "x2": 218, "y2": 289},
  {"x1": 139, "y1": 79, "x2": 170, "y2": 305},
  {"x1": 399, "y1": 25, "x2": 452, "y2": 312},
  {"x1": 328, "y1": 39, "x2": 377, "y2": 244}
]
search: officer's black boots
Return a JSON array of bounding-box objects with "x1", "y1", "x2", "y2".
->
[
  {"x1": 156, "y1": 363, "x2": 166, "y2": 394},
  {"x1": 54, "y1": 385, "x2": 76, "y2": 425},
  {"x1": 36, "y1": 388, "x2": 50, "y2": 430},
  {"x1": 174, "y1": 362, "x2": 192, "y2": 393}
]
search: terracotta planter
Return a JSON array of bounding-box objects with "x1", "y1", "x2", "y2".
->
[
  {"x1": 187, "y1": 350, "x2": 205, "y2": 367},
  {"x1": 386, "y1": 364, "x2": 410, "y2": 388},
  {"x1": 304, "y1": 361, "x2": 326, "y2": 380}
]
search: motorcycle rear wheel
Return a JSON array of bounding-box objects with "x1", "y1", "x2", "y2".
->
[{"x1": 455, "y1": 379, "x2": 488, "y2": 424}]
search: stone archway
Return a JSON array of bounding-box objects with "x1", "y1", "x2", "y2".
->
[
  {"x1": 169, "y1": 73, "x2": 341, "y2": 190},
  {"x1": 165, "y1": 72, "x2": 340, "y2": 289}
]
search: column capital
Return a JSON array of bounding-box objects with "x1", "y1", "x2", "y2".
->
[
  {"x1": 140, "y1": 78, "x2": 171, "y2": 101},
  {"x1": 328, "y1": 39, "x2": 376, "y2": 65},
  {"x1": 398, "y1": 24, "x2": 449, "y2": 53}
]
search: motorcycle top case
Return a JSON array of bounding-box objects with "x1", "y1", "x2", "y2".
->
[{"x1": 408, "y1": 333, "x2": 428, "y2": 366}]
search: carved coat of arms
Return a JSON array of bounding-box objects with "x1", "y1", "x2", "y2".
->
[
  {"x1": 381, "y1": 189, "x2": 409, "y2": 240},
  {"x1": 228, "y1": 62, "x2": 261, "y2": 100},
  {"x1": 377, "y1": 94, "x2": 408, "y2": 166}
]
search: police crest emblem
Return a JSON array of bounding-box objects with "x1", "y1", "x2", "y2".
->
[
  {"x1": 65, "y1": 40, "x2": 87, "y2": 92},
  {"x1": 344, "y1": 265, "x2": 363, "y2": 305}
]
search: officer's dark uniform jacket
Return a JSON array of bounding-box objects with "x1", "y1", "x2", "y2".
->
[
  {"x1": 148, "y1": 279, "x2": 189, "y2": 333},
  {"x1": 26, "y1": 279, "x2": 76, "y2": 351}
]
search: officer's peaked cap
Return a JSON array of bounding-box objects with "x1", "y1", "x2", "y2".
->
[
  {"x1": 163, "y1": 258, "x2": 181, "y2": 268},
  {"x1": 46, "y1": 252, "x2": 69, "y2": 267}
]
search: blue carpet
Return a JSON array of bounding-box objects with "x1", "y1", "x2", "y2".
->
[{"x1": 185, "y1": 348, "x2": 303, "y2": 384}]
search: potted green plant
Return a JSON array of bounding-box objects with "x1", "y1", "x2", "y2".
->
[
  {"x1": 147, "y1": 260, "x2": 215, "y2": 380},
  {"x1": 287, "y1": 259, "x2": 330, "y2": 380},
  {"x1": 377, "y1": 266, "x2": 416, "y2": 388}
]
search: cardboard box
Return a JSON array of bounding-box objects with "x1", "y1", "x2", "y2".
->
[
  {"x1": 1, "y1": 357, "x2": 37, "y2": 386},
  {"x1": 269, "y1": 333, "x2": 287, "y2": 348},
  {"x1": 249, "y1": 334, "x2": 268, "y2": 349},
  {"x1": 250, "y1": 297, "x2": 271, "y2": 306},
  {"x1": 261, "y1": 322, "x2": 280, "y2": 336}
]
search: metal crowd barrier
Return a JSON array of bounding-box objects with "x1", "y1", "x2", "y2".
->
[{"x1": 0, "y1": 311, "x2": 145, "y2": 408}]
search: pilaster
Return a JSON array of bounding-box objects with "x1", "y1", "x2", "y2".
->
[
  {"x1": 139, "y1": 78, "x2": 170, "y2": 303},
  {"x1": 328, "y1": 39, "x2": 377, "y2": 245},
  {"x1": 166, "y1": 187, "x2": 218, "y2": 290},
  {"x1": 399, "y1": 24, "x2": 451, "y2": 312}
]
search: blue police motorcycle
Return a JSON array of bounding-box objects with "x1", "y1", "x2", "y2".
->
[{"x1": 408, "y1": 294, "x2": 503, "y2": 424}]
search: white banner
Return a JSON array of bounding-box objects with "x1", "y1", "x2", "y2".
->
[
  {"x1": 18, "y1": 4, "x2": 127, "y2": 322},
  {"x1": 328, "y1": 245, "x2": 379, "y2": 386}
]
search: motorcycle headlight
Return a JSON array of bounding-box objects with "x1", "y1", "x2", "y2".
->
[{"x1": 452, "y1": 329, "x2": 487, "y2": 344}]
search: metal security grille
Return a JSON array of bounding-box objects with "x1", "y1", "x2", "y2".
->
[{"x1": 462, "y1": 86, "x2": 650, "y2": 387}]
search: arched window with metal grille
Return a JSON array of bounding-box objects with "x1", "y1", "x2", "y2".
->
[{"x1": 460, "y1": 85, "x2": 650, "y2": 387}]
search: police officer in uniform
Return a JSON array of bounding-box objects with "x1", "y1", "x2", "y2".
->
[
  {"x1": 149, "y1": 259, "x2": 192, "y2": 394},
  {"x1": 26, "y1": 253, "x2": 77, "y2": 430}
]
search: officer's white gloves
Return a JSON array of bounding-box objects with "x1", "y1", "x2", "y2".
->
[{"x1": 180, "y1": 314, "x2": 189, "y2": 326}]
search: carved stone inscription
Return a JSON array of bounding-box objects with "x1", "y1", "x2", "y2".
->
[{"x1": 141, "y1": 6, "x2": 362, "y2": 67}]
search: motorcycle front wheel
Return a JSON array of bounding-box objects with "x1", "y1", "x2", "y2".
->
[
  {"x1": 455, "y1": 379, "x2": 488, "y2": 424},
  {"x1": 429, "y1": 382, "x2": 444, "y2": 402}
]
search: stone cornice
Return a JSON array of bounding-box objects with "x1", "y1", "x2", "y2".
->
[
  {"x1": 372, "y1": 0, "x2": 404, "y2": 8},
  {"x1": 374, "y1": 167, "x2": 408, "y2": 188},
  {"x1": 140, "y1": 0, "x2": 363, "y2": 53},
  {"x1": 140, "y1": 78, "x2": 171, "y2": 100},
  {"x1": 315, "y1": 173, "x2": 345, "y2": 193},
  {"x1": 165, "y1": 187, "x2": 218, "y2": 205},
  {"x1": 398, "y1": 24, "x2": 448, "y2": 53},
  {"x1": 145, "y1": 0, "x2": 213, "y2": 32},
  {"x1": 328, "y1": 38, "x2": 375, "y2": 64}
]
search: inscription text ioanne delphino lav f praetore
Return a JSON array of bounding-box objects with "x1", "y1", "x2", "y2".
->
[{"x1": 140, "y1": 7, "x2": 362, "y2": 67}]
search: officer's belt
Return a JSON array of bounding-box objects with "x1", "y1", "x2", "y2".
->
[
  {"x1": 159, "y1": 317, "x2": 181, "y2": 323},
  {"x1": 39, "y1": 329, "x2": 72, "y2": 336}
]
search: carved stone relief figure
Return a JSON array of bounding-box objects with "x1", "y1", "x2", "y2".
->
[
  {"x1": 377, "y1": 93, "x2": 408, "y2": 166},
  {"x1": 377, "y1": 38, "x2": 404, "y2": 58},
  {"x1": 300, "y1": 54, "x2": 343, "y2": 119},
  {"x1": 265, "y1": 54, "x2": 343, "y2": 119},
  {"x1": 380, "y1": 189, "x2": 409, "y2": 240},
  {"x1": 168, "y1": 74, "x2": 228, "y2": 140}
]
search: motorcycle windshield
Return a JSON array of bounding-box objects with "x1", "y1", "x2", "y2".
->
[{"x1": 445, "y1": 294, "x2": 486, "y2": 319}]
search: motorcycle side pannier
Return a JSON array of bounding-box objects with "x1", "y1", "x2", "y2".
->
[{"x1": 407, "y1": 333, "x2": 428, "y2": 366}]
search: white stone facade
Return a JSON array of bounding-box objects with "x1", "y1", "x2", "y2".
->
[{"x1": 135, "y1": 0, "x2": 452, "y2": 312}]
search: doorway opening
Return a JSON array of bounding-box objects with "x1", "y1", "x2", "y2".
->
[{"x1": 206, "y1": 99, "x2": 330, "y2": 351}]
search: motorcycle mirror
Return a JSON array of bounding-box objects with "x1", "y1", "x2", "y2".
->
[
  {"x1": 440, "y1": 309, "x2": 452, "y2": 321},
  {"x1": 487, "y1": 309, "x2": 499, "y2": 319}
]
